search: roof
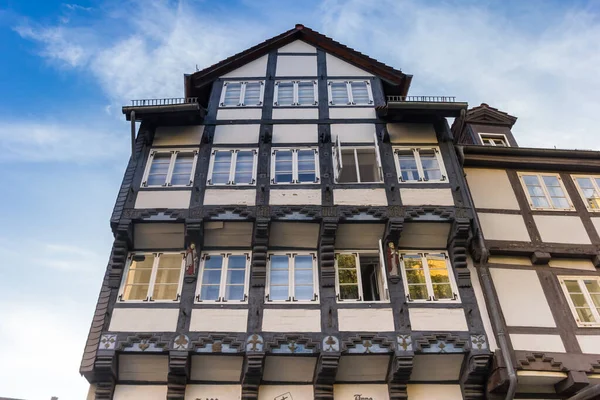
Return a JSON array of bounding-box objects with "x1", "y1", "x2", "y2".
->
[
  {"x1": 465, "y1": 103, "x2": 518, "y2": 127},
  {"x1": 185, "y1": 24, "x2": 412, "y2": 97}
]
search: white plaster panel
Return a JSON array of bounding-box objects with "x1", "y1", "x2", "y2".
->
[
  {"x1": 262, "y1": 309, "x2": 321, "y2": 332},
  {"x1": 386, "y1": 123, "x2": 438, "y2": 144},
  {"x1": 411, "y1": 354, "x2": 464, "y2": 381},
  {"x1": 272, "y1": 124, "x2": 318, "y2": 143},
  {"x1": 408, "y1": 308, "x2": 468, "y2": 331},
  {"x1": 278, "y1": 40, "x2": 317, "y2": 53},
  {"x1": 534, "y1": 215, "x2": 591, "y2": 244},
  {"x1": 113, "y1": 385, "x2": 167, "y2": 400},
  {"x1": 326, "y1": 53, "x2": 373, "y2": 76},
  {"x1": 329, "y1": 107, "x2": 377, "y2": 119},
  {"x1": 276, "y1": 55, "x2": 317, "y2": 76},
  {"x1": 488, "y1": 256, "x2": 533, "y2": 266},
  {"x1": 185, "y1": 385, "x2": 242, "y2": 400},
  {"x1": 398, "y1": 222, "x2": 451, "y2": 248},
  {"x1": 189, "y1": 309, "x2": 248, "y2": 332},
  {"x1": 510, "y1": 334, "x2": 565, "y2": 352},
  {"x1": 153, "y1": 125, "x2": 203, "y2": 146},
  {"x1": 118, "y1": 355, "x2": 168, "y2": 381},
  {"x1": 258, "y1": 385, "x2": 313, "y2": 400},
  {"x1": 331, "y1": 123, "x2": 376, "y2": 143},
  {"x1": 577, "y1": 336, "x2": 600, "y2": 354},
  {"x1": 478, "y1": 213, "x2": 530, "y2": 242},
  {"x1": 269, "y1": 222, "x2": 320, "y2": 248},
  {"x1": 203, "y1": 221, "x2": 254, "y2": 247},
  {"x1": 407, "y1": 384, "x2": 463, "y2": 400},
  {"x1": 490, "y1": 268, "x2": 556, "y2": 327},
  {"x1": 336, "y1": 356, "x2": 390, "y2": 382},
  {"x1": 269, "y1": 189, "x2": 321, "y2": 205},
  {"x1": 221, "y1": 55, "x2": 268, "y2": 78},
  {"x1": 465, "y1": 168, "x2": 520, "y2": 210},
  {"x1": 334, "y1": 384, "x2": 390, "y2": 399},
  {"x1": 134, "y1": 190, "x2": 191, "y2": 209},
  {"x1": 549, "y1": 258, "x2": 596, "y2": 271},
  {"x1": 203, "y1": 189, "x2": 256, "y2": 206},
  {"x1": 335, "y1": 223, "x2": 385, "y2": 250},
  {"x1": 337, "y1": 308, "x2": 394, "y2": 332},
  {"x1": 468, "y1": 256, "x2": 499, "y2": 350},
  {"x1": 263, "y1": 356, "x2": 317, "y2": 382},
  {"x1": 190, "y1": 356, "x2": 243, "y2": 381},
  {"x1": 134, "y1": 223, "x2": 184, "y2": 249},
  {"x1": 272, "y1": 108, "x2": 319, "y2": 120},
  {"x1": 213, "y1": 124, "x2": 260, "y2": 144},
  {"x1": 399, "y1": 188, "x2": 454, "y2": 206},
  {"x1": 592, "y1": 217, "x2": 600, "y2": 238},
  {"x1": 109, "y1": 308, "x2": 178, "y2": 332},
  {"x1": 216, "y1": 108, "x2": 263, "y2": 120},
  {"x1": 333, "y1": 188, "x2": 388, "y2": 206}
]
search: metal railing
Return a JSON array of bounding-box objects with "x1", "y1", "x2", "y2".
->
[
  {"x1": 130, "y1": 97, "x2": 198, "y2": 107},
  {"x1": 387, "y1": 95, "x2": 457, "y2": 103}
]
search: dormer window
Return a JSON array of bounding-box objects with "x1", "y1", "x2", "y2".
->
[
  {"x1": 328, "y1": 80, "x2": 373, "y2": 106},
  {"x1": 480, "y1": 133, "x2": 509, "y2": 147},
  {"x1": 220, "y1": 81, "x2": 265, "y2": 107}
]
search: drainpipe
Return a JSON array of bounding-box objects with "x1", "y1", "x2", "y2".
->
[
  {"x1": 130, "y1": 110, "x2": 136, "y2": 161},
  {"x1": 455, "y1": 144, "x2": 517, "y2": 400},
  {"x1": 567, "y1": 384, "x2": 600, "y2": 400}
]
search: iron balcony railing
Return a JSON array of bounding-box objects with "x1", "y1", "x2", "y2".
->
[
  {"x1": 130, "y1": 97, "x2": 199, "y2": 107},
  {"x1": 387, "y1": 95, "x2": 457, "y2": 103}
]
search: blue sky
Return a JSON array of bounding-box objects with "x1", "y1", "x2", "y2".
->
[{"x1": 1, "y1": 0, "x2": 600, "y2": 399}]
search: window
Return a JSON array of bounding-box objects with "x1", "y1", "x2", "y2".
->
[
  {"x1": 207, "y1": 149, "x2": 258, "y2": 185},
  {"x1": 559, "y1": 276, "x2": 600, "y2": 326},
  {"x1": 274, "y1": 80, "x2": 318, "y2": 106},
  {"x1": 271, "y1": 148, "x2": 319, "y2": 184},
  {"x1": 394, "y1": 147, "x2": 446, "y2": 182},
  {"x1": 119, "y1": 252, "x2": 185, "y2": 302},
  {"x1": 219, "y1": 81, "x2": 265, "y2": 107},
  {"x1": 266, "y1": 252, "x2": 318, "y2": 302},
  {"x1": 518, "y1": 172, "x2": 573, "y2": 210},
  {"x1": 399, "y1": 252, "x2": 459, "y2": 302},
  {"x1": 142, "y1": 150, "x2": 198, "y2": 187},
  {"x1": 195, "y1": 252, "x2": 250, "y2": 302},
  {"x1": 328, "y1": 80, "x2": 373, "y2": 105},
  {"x1": 332, "y1": 133, "x2": 383, "y2": 183},
  {"x1": 335, "y1": 240, "x2": 389, "y2": 302},
  {"x1": 572, "y1": 175, "x2": 600, "y2": 211},
  {"x1": 480, "y1": 133, "x2": 509, "y2": 147}
]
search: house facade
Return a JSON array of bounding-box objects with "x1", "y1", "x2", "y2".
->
[{"x1": 80, "y1": 25, "x2": 600, "y2": 400}]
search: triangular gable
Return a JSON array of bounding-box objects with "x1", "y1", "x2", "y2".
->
[
  {"x1": 466, "y1": 103, "x2": 517, "y2": 127},
  {"x1": 278, "y1": 39, "x2": 317, "y2": 54},
  {"x1": 326, "y1": 53, "x2": 373, "y2": 77}
]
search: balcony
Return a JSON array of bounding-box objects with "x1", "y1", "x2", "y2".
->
[
  {"x1": 378, "y1": 95, "x2": 468, "y2": 118},
  {"x1": 122, "y1": 97, "x2": 206, "y2": 122}
]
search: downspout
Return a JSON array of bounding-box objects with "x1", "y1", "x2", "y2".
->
[
  {"x1": 567, "y1": 384, "x2": 600, "y2": 400},
  {"x1": 130, "y1": 110, "x2": 136, "y2": 161},
  {"x1": 456, "y1": 144, "x2": 518, "y2": 400}
]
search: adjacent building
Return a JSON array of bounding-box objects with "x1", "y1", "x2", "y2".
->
[{"x1": 80, "y1": 24, "x2": 600, "y2": 400}]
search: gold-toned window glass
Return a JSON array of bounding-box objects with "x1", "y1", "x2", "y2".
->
[
  {"x1": 561, "y1": 277, "x2": 600, "y2": 325},
  {"x1": 336, "y1": 254, "x2": 359, "y2": 300},
  {"x1": 122, "y1": 254, "x2": 155, "y2": 301},
  {"x1": 573, "y1": 176, "x2": 600, "y2": 210},
  {"x1": 400, "y1": 252, "x2": 458, "y2": 302},
  {"x1": 152, "y1": 254, "x2": 183, "y2": 301},
  {"x1": 120, "y1": 253, "x2": 184, "y2": 302}
]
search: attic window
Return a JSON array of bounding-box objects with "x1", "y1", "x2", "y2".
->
[
  {"x1": 328, "y1": 80, "x2": 373, "y2": 106},
  {"x1": 220, "y1": 81, "x2": 265, "y2": 107},
  {"x1": 479, "y1": 133, "x2": 509, "y2": 147},
  {"x1": 274, "y1": 80, "x2": 318, "y2": 106}
]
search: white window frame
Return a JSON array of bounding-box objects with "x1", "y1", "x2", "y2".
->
[
  {"x1": 398, "y1": 251, "x2": 460, "y2": 303},
  {"x1": 393, "y1": 146, "x2": 447, "y2": 183},
  {"x1": 118, "y1": 252, "x2": 185, "y2": 303},
  {"x1": 141, "y1": 149, "x2": 199, "y2": 188},
  {"x1": 194, "y1": 251, "x2": 251, "y2": 303},
  {"x1": 332, "y1": 132, "x2": 383, "y2": 183},
  {"x1": 558, "y1": 276, "x2": 600, "y2": 327},
  {"x1": 518, "y1": 172, "x2": 574, "y2": 211},
  {"x1": 265, "y1": 251, "x2": 319, "y2": 303},
  {"x1": 334, "y1": 240, "x2": 390, "y2": 303},
  {"x1": 206, "y1": 148, "x2": 258, "y2": 186},
  {"x1": 273, "y1": 80, "x2": 318, "y2": 106},
  {"x1": 270, "y1": 147, "x2": 320, "y2": 184},
  {"x1": 479, "y1": 133, "x2": 509, "y2": 147},
  {"x1": 327, "y1": 80, "x2": 374, "y2": 106},
  {"x1": 219, "y1": 80, "x2": 265, "y2": 107},
  {"x1": 571, "y1": 174, "x2": 600, "y2": 212}
]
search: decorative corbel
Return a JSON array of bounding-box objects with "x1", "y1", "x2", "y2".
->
[
  {"x1": 319, "y1": 218, "x2": 339, "y2": 287},
  {"x1": 184, "y1": 221, "x2": 203, "y2": 283},
  {"x1": 251, "y1": 219, "x2": 270, "y2": 286},
  {"x1": 448, "y1": 218, "x2": 472, "y2": 287},
  {"x1": 94, "y1": 352, "x2": 117, "y2": 400},
  {"x1": 108, "y1": 224, "x2": 133, "y2": 288},
  {"x1": 242, "y1": 334, "x2": 265, "y2": 400},
  {"x1": 461, "y1": 353, "x2": 492, "y2": 400},
  {"x1": 167, "y1": 351, "x2": 190, "y2": 400},
  {"x1": 387, "y1": 347, "x2": 414, "y2": 400}
]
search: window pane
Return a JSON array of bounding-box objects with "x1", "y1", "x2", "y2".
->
[
  {"x1": 408, "y1": 284, "x2": 428, "y2": 300},
  {"x1": 542, "y1": 175, "x2": 569, "y2": 208},
  {"x1": 270, "y1": 285, "x2": 289, "y2": 301},
  {"x1": 570, "y1": 293, "x2": 589, "y2": 307},
  {"x1": 276, "y1": 82, "x2": 294, "y2": 106},
  {"x1": 297, "y1": 82, "x2": 315, "y2": 105},
  {"x1": 338, "y1": 269, "x2": 358, "y2": 283},
  {"x1": 340, "y1": 285, "x2": 359, "y2": 300},
  {"x1": 211, "y1": 152, "x2": 232, "y2": 184},
  {"x1": 330, "y1": 82, "x2": 348, "y2": 104},
  {"x1": 227, "y1": 270, "x2": 246, "y2": 285},
  {"x1": 244, "y1": 82, "x2": 261, "y2": 105},
  {"x1": 223, "y1": 83, "x2": 241, "y2": 106},
  {"x1": 225, "y1": 285, "x2": 245, "y2": 301},
  {"x1": 576, "y1": 178, "x2": 600, "y2": 209},
  {"x1": 201, "y1": 255, "x2": 223, "y2": 300},
  {"x1": 350, "y1": 81, "x2": 370, "y2": 104},
  {"x1": 123, "y1": 284, "x2": 149, "y2": 301},
  {"x1": 153, "y1": 284, "x2": 179, "y2": 300},
  {"x1": 398, "y1": 151, "x2": 419, "y2": 181},
  {"x1": 297, "y1": 150, "x2": 316, "y2": 182},
  {"x1": 147, "y1": 153, "x2": 171, "y2": 186},
  {"x1": 338, "y1": 149, "x2": 358, "y2": 183},
  {"x1": 228, "y1": 255, "x2": 246, "y2": 269},
  {"x1": 274, "y1": 150, "x2": 293, "y2": 183},
  {"x1": 269, "y1": 255, "x2": 289, "y2": 301},
  {"x1": 356, "y1": 148, "x2": 379, "y2": 182},
  {"x1": 295, "y1": 285, "x2": 314, "y2": 301},
  {"x1": 200, "y1": 285, "x2": 220, "y2": 301},
  {"x1": 419, "y1": 150, "x2": 441, "y2": 181},
  {"x1": 427, "y1": 256, "x2": 451, "y2": 284},
  {"x1": 234, "y1": 151, "x2": 254, "y2": 184},
  {"x1": 202, "y1": 269, "x2": 222, "y2": 285},
  {"x1": 523, "y1": 175, "x2": 550, "y2": 208},
  {"x1": 565, "y1": 280, "x2": 582, "y2": 293},
  {"x1": 122, "y1": 255, "x2": 154, "y2": 301},
  {"x1": 337, "y1": 254, "x2": 357, "y2": 272},
  {"x1": 576, "y1": 307, "x2": 595, "y2": 322},
  {"x1": 171, "y1": 153, "x2": 194, "y2": 186},
  {"x1": 295, "y1": 269, "x2": 313, "y2": 284},
  {"x1": 433, "y1": 283, "x2": 453, "y2": 299},
  {"x1": 584, "y1": 280, "x2": 600, "y2": 293}
]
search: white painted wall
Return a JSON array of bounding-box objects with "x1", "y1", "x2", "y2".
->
[
  {"x1": 576, "y1": 335, "x2": 600, "y2": 354},
  {"x1": 329, "y1": 107, "x2": 377, "y2": 119},
  {"x1": 118, "y1": 355, "x2": 168, "y2": 381},
  {"x1": 549, "y1": 258, "x2": 596, "y2": 271},
  {"x1": 272, "y1": 108, "x2": 319, "y2": 120},
  {"x1": 276, "y1": 55, "x2": 318, "y2": 76},
  {"x1": 468, "y1": 257, "x2": 499, "y2": 350},
  {"x1": 221, "y1": 55, "x2": 268, "y2": 78},
  {"x1": 331, "y1": 123, "x2": 376, "y2": 143},
  {"x1": 407, "y1": 384, "x2": 463, "y2": 400},
  {"x1": 213, "y1": 124, "x2": 260, "y2": 144},
  {"x1": 109, "y1": 308, "x2": 178, "y2": 332},
  {"x1": 399, "y1": 188, "x2": 454, "y2": 206},
  {"x1": 134, "y1": 223, "x2": 184, "y2": 249},
  {"x1": 465, "y1": 168, "x2": 520, "y2": 210},
  {"x1": 263, "y1": 356, "x2": 317, "y2": 382},
  {"x1": 113, "y1": 385, "x2": 167, "y2": 400},
  {"x1": 216, "y1": 108, "x2": 263, "y2": 120},
  {"x1": 204, "y1": 189, "x2": 256, "y2": 206},
  {"x1": 190, "y1": 356, "x2": 244, "y2": 381},
  {"x1": 272, "y1": 124, "x2": 318, "y2": 143},
  {"x1": 478, "y1": 213, "x2": 530, "y2": 241},
  {"x1": 185, "y1": 385, "x2": 242, "y2": 400},
  {"x1": 387, "y1": 123, "x2": 437, "y2": 144},
  {"x1": 334, "y1": 384, "x2": 390, "y2": 400},
  {"x1": 189, "y1": 309, "x2": 248, "y2": 332},
  {"x1": 533, "y1": 215, "x2": 591, "y2": 244},
  {"x1": 591, "y1": 217, "x2": 600, "y2": 237},
  {"x1": 278, "y1": 40, "x2": 317, "y2": 53},
  {"x1": 411, "y1": 354, "x2": 464, "y2": 381},
  {"x1": 326, "y1": 53, "x2": 373, "y2": 76},
  {"x1": 269, "y1": 222, "x2": 320, "y2": 248},
  {"x1": 510, "y1": 334, "x2": 565, "y2": 352},
  {"x1": 153, "y1": 125, "x2": 203, "y2": 146},
  {"x1": 269, "y1": 189, "x2": 322, "y2": 205},
  {"x1": 134, "y1": 190, "x2": 191, "y2": 209},
  {"x1": 258, "y1": 385, "x2": 314, "y2": 400},
  {"x1": 333, "y1": 188, "x2": 388, "y2": 206},
  {"x1": 338, "y1": 308, "x2": 394, "y2": 332},
  {"x1": 262, "y1": 309, "x2": 321, "y2": 332},
  {"x1": 409, "y1": 308, "x2": 468, "y2": 331},
  {"x1": 203, "y1": 221, "x2": 254, "y2": 247}
]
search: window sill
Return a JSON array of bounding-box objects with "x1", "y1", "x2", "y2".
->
[{"x1": 529, "y1": 207, "x2": 576, "y2": 212}]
